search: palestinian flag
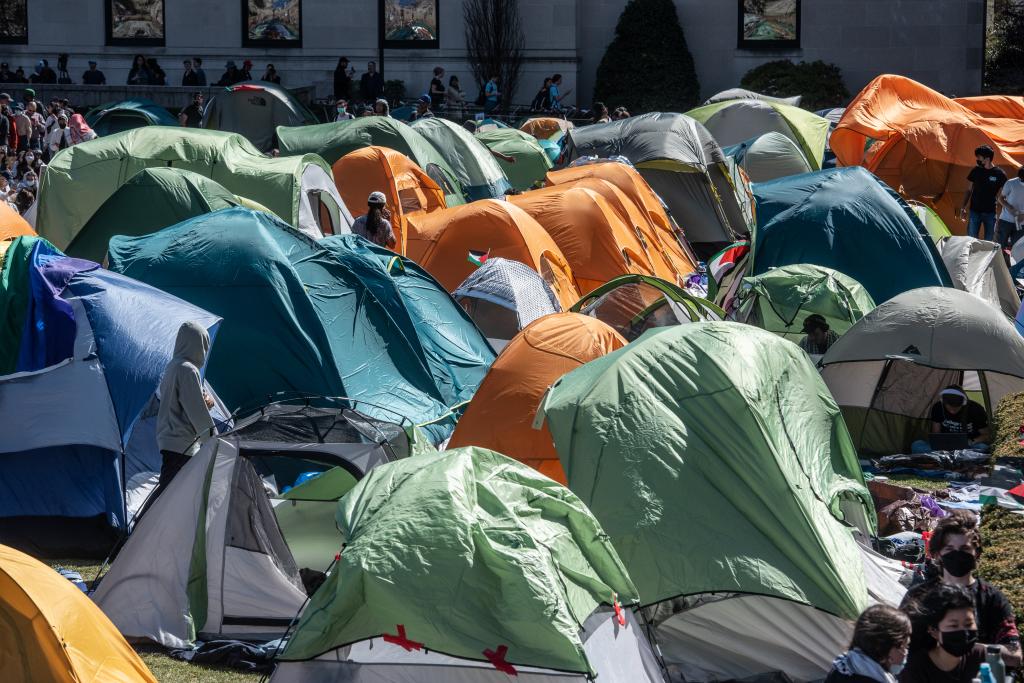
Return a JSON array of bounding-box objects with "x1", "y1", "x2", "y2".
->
[
  {"x1": 707, "y1": 240, "x2": 750, "y2": 284},
  {"x1": 467, "y1": 249, "x2": 490, "y2": 267}
]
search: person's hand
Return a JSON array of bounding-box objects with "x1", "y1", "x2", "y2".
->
[{"x1": 204, "y1": 391, "x2": 214, "y2": 409}]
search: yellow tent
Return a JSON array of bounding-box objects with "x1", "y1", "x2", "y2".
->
[{"x1": 0, "y1": 544, "x2": 157, "y2": 683}]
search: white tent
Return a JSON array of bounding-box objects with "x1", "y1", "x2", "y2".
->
[{"x1": 938, "y1": 236, "x2": 1020, "y2": 318}]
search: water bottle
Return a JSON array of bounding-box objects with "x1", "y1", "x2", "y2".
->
[
  {"x1": 985, "y1": 645, "x2": 1006, "y2": 683},
  {"x1": 978, "y1": 661, "x2": 996, "y2": 683}
]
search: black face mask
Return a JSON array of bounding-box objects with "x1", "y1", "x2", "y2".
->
[
  {"x1": 977, "y1": 160, "x2": 986, "y2": 167},
  {"x1": 939, "y1": 628, "x2": 978, "y2": 657},
  {"x1": 941, "y1": 550, "x2": 977, "y2": 578}
]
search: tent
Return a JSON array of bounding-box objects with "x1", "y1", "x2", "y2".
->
[
  {"x1": 570, "y1": 274, "x2": 724, "y2": 342},
  {"x1": 452, "y1": 257, "x2": 561, "y2": 351},
  {"x1": 276, "y1": 116, "x2": 465, "y2": 205},
  {"x1": 108, "y1": 208, "x2": 489, "y2": 442},
  {"x1": 203, "y1": 81, "x2": 319, "y2": 152},
  {"x1": 85, "y1": 99, "x2": 178, "y2": 137},
  {"x1": 93, "y1": 402, "x2": 409, "y2": 648},
  {"x1": 69, "y1": 167, "x2": 247, "y2": 263},
  {"x1": 563, "y1": 113, "x2": 754, "y2": 251},
  {"x1": 831, "y1": 75, "x2": 1024, "y2": 233},
  {"x1": 821, "y1": 287, "x2": 1024, "y2": 455},
  {"x1": 332, "y1": 146, "x2": 446, "y2": 254},
  {"x1": 910, "y1": 201, "x2": 953, "y2": 244},
  {"x1": 704, "y1": 88, "x2": 802, "y2": 107},
  {"x1": 538, "y1": 322, "x2": 904, "y2": 681},
  {"x1": 411, "y1": 117, "x2": 512, "y2": 200},
  {"x1": 0, "y1": 202, "x2": 34, "y2": 242},
  {"x1": 723, "y1": 131, "x2": 813, "y2": 182},
  {"x1": 36, "y1": 127, "x2": 351, "y2": 249},
  {"x1": 0, "y1": 544, "x2": 158, "y2": 682},
  {"x1": 475, "y1": 128, "x2": 553, "y2": 192},
  {"x1": 733, "y1": 264, "x2": 877, "y2": 342},
  {"x1": 406, "y1": 199, "x2": 580, "y2": 310},
  {"x1": 0, "y1": 237, "x2": 222, "y2": 556},
  {"x1": 510, "y1": 183, "x2": 692, "y2": 294},
  {"x1": 519, "y1": 116, "x2": 574, "y2": 141},
  {"x1": 448, "y1": 314, "x2": 625, "y2": 483},
  {"x1": 271, "y1": 447, "x2": 664, "y2": 683},
  {"x1": 687, "y1": 99, "x2": 830, "y2": 170},
  {"x1": 938, "y1": 236, "x2": 1020, "y2": 318},
  {"x1": 752, "y1": 167, "x2": 953, "y2": 303}
]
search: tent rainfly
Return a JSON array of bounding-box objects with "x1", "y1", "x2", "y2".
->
[
  {"x1": 203, "y1": 81, "x2": 319, "y2": 152},
  {"x1": 723, "y1": 132, "x2": 813, "y2": 183},
  {"x1": 84, "y1": 98, "x2": 179, "y2": 137},
  {"x1": 937, "y1": 236, "x2": 1020, "y2": 319}
]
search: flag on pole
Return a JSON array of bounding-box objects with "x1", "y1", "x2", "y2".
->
[{"x1": 467, "y1": 249, "x2": 490, "y2": 267}]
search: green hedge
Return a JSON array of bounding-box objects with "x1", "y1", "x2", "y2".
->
[{"x1": 740, "y1": 59, "x2": 849, "y2": 111}]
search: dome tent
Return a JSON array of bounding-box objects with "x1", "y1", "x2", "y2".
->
[
  {"x1": 271, "y1": 447, "x2": 664, "y2": 683},
  {"x1": 203, "y1": 80, "x2": 319, "y2": 152},
  {"x1": 475, "y1": 128, "x2": 553, "y2": 192},
  {"x1": 84, "y1": 98, "x2": 178, "y2": 136},
  {"x1": 0, "y1": 202, "x2": 35, "y2": 242},
  {"x1": 723, "y1": 131, "x2": 813, "y2": 182},
  {"x1": 411, "y1": 116, "x2": 512, "y2": 200},
  {"x1": 538, "y1": 322, "x2": 905, "y2": 681},
  {"x1": 704, "y1": 88, "x2": 802, "y2": 106},
  {"x1": 821, "y1": 287, "x2": 1024, "y2": 455}
]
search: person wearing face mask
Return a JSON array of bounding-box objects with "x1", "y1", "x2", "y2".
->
[
  {"x1": 18, "y1": 170, "x2": 37, "y2": 192},
  {"x1": 45, "y1": 114, "x2": 73, "y2": 157},
  {"x1": 901, "y1": 512, "x2": 1021, "y2": 669},
  {"x1": 334, "y1": 99, "x2": 353, "y2": 122},
  {"x1": 827, "y1": 605, "x2": 911, "y2": 682},
  {"x1": 901, "y1": 584, "x2": 986, "y2": 682},
  {"x1": 960, "y1": 145, "x2": 1006, "y2": 241}
]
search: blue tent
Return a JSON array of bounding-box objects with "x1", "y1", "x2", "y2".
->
[
  {"x1": 751, "y1": 167, "x2": 952, "y2": 303},
  {"x1": 0, "y1": 237, "x2": 221, "y2": 557},
  {"x1": 109, "y1": 208, "x2": 493, "y2": 442}
]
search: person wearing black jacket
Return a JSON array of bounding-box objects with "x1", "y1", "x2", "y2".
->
[
  {"x1": 826, "y1": 605, "x2": 911, "y2": 682},
  {"x1": 359, "y1": 61, "x2": 384, "y2": 102},
  {"x1": 333, "y1": 57, "x2": 353, "y2": 100}
]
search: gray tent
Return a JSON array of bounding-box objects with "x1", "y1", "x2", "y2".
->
[
  {"x1": 704, "y1": 88, "x2": 802, "y2": 107},
  {"x1": 563, "y1": 113, "x2": 754, "y2": 251},
  {"x1": 723, "y1": 132, "x2": 813, "y2": 183},
  {"x1": 938, "y1": 236, "x2": 1020, "y2": 319},
  {"x1": 202, "y1": 81, "x2": 318, "y2": 152},
  {"x1": 820, "y1": 287, "x2": 1024, "y2": 455}
]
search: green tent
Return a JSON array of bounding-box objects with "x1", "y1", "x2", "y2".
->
[
  {"x1": 0, "y1": 236, "x2": 55, "y2": 374},
  {"x1": 275, "y1": 117, "x2": 465, "y2": 205},
  {"x1": 36, "y1": 127, "x2": 350, "y2": 250},
  {"x1": 734, "y1": 264, "x2": 877, "y2": 342},
  {"x1": 108, "y1": 208, "x2": 490, "y2": 442},
  {"x1": 475, "y1": 128, "x2": 553, "y2": 192},
  {"x1": 69, "y1": 168, "x2": 244, "y2": 263},
  {"x1": 410, "y1": 117, "x2": 512, "y2": 200},
  {"x1": 85, "y1": 99, "x2": 179, "y2": 137},
  {"x1": 276, "y1": 447, "x2": 661, "y2": 681},
  {"x1": 202, "y1": 81, "x2": 319, "y2": 152},
  {"x1": 723, "y1": 132, "x2": 813, "y2": 183},
  {"x1": 539, "y1": 322, "x2": 891, "y2": 680},
  {"x1": 688, "y1": 99, "x2": 830, "y2": 170}
]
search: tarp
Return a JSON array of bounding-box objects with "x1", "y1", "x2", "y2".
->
[
  {"x1": 278, "y1": 447, "x2": 640, "y2": 676},
  {"x1": 475, "y1": 128, "x2": 553, "y2": 192},
  {"x1": 704, "y1": 88, "x2": 802, "y2": 107},
  {"x1": 938, "y1": 236, "x2": 1020, "y2": 318},
  {"x1": 85, "y1": 99, "x2": 178, "y2": 137},
  {"x1": 203, "y1": 81, "x2": 318, "y2": 152},
  {"x1": 0, "y1": 544, "x2": 158, "y2": 682},
  {"x1": 0, "y1": 203, "x2": 35, "y2": 242},
  {"x1": 36, "y1": 127, "x2": 350, "y2": 248},
  {"x1": 519, "y1": 117, "x2": 574, "y2": 141},
  {"x1": 752, "y1": 167, "x2": 953, "y2": 303},
  {"x1": 688, "y1": 99, "x2": 830, "y2": 169},
  {"x1": 831, "y1": 75, "x2": 1024, "y2": 233},
  {"x1": 332, "y1": 146, "x2": 446, "y2": 254},
  {"x1": 539, "y1": 322, "x2": 875, "y2": 621},
  {"x1": 406, "y1": 199, "x2": 580, "y2": 310},
  {"x1": 449, "y1": 313, "x2": 625, "y2": 483},
  {"x1": 724, "y1": 131, "x2": 813, "y2": 182},
  {"x1": 69, "y1": 167, "x2": 242, "y2": 263},
  {"x1": 411, "y1": 117, "x2": 512, "y2": 200},
  {"x1": 276, "y1": 116, "x2": 465, "y2": 205},
  {"x1": 108, "y1": 208, "x2": 479, "y2": 441}
]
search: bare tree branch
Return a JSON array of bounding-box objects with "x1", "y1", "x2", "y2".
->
[{"x1": 463, "y1": 0, "x2": 524, "y2": 109}]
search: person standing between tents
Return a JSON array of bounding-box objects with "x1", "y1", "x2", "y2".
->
[
  {"x1": 825, "y1": 605, "x2": 911, "y2": 682},
  {"x1": 799, "y1": 314, "x2": 839, "y2": 355},
  {"x1": 351, "y1": 191, "x2": 397, "y2": 249},
  {"x1": 483, "y1": 75, "x2": 500, "y2": 115},
  {"x1": 178, "y1": 92, "x2": 204, "y2": 128},
  {"x1": 995, "y1": 166, "x2": 1024, "y2": 249},
  {"x1": 960, "y1": 145, "x2": 1006, "y2": 241},
  {"x1": 360, "y1": 61, "x2": 385, "y2": 102},
  {"x1": 44, "y1": 114, "x2": 73, "y2": 158},
  {"x1": 153, "y1": 321, "x2": 215, "y2": 501}
]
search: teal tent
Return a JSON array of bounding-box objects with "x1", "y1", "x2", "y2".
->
[
  {"x1": 410, "y1": 117, "x2": 511, "y2": 200},
  {"x1": 539, "y1": 322, "x2": 900, "y2": 681},
  {"x1": 85, "y1": 99, "x2": 178, "y2": 137},
  {"x1": 275, "y1": 117, "x2": 465, "y2": 205},
  {"x1": 108, "y1": 207, "x2": 491, "y2": 441},
  {"x1": 752, "y1": 167, "x2": 953, "y2": 303}
]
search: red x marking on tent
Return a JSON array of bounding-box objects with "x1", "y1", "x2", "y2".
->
[
  {"x1": 382, "y1": 624, "x2": 423, "y2": 651},
  {"x1": 483, "y1": 644, "x2": 517, "y2": 676}
]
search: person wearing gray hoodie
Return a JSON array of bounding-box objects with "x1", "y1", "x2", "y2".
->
[{"x1": 153, "y1": 321, "x2": 216, "y2": 499}]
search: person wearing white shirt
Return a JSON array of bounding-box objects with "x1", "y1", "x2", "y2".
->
[
  {"x1": 45, "y1": 114, "x2": 73, "y2": 156},
  {"x1": 996, "y1": 166, "x2": 1024, "y2": 248}
]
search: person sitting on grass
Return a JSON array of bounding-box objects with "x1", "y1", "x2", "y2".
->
[
  {"x1": 911, "y1": 385, "x2": 990, "y2": 453},
  {"x1": 900, "y1": 584, "x2": 986, "y2": 682},
  {"x1": 900, "y1": 512, "x2": 1020, "y2": 668},
  {"x1": 826, "y1": 604, "x2": 911, "y2": 682}
]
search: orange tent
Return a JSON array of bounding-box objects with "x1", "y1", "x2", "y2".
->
[
  {"x1": 832, "y1": 75, "x2": 1024, "y2": 234},
  {"x1": 520, "y1": 117, "x2": 574, "y2": 141},
  {"x1": 448, "y1": 312, "x2": 626, "y2": 483},
  {"x1": 406, "y1": 199, "x2": 580, "y2": 309},
  {"x1": 0, "y1": 203, "x2": 34, "y2": 242},
  {"x1": 547, "y1": 164, "x2": 699, "y2": 280},
  {"x1": 332, "y1": 146, "x2": 446, "y2": 253},
  {"x1": 510, "y1": 182, "x2": 684, "y2": 295}
]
